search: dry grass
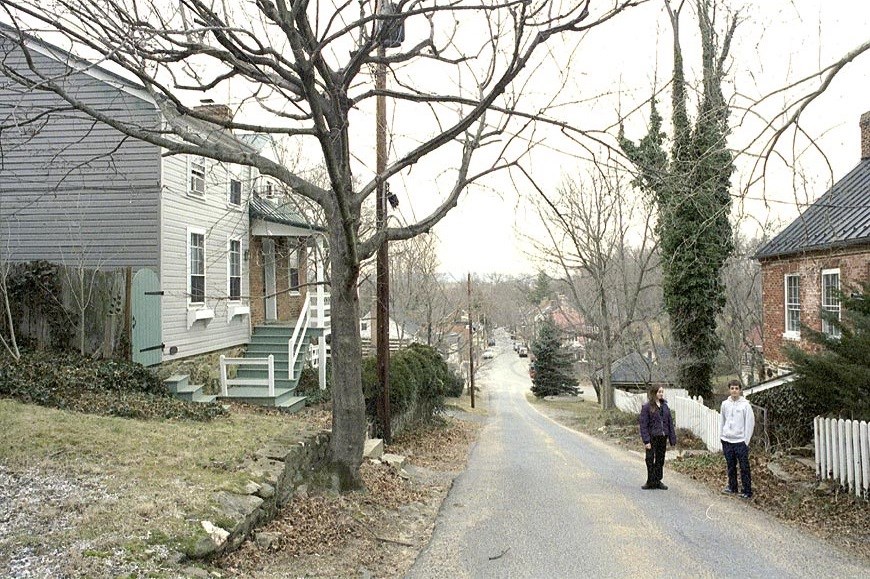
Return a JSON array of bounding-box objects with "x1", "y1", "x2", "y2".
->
[{"x1": 0, "y1": 398, "x2": 326, "y2": 569}]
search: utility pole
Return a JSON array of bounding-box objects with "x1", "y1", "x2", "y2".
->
[
  {"x1": 467, "y1": 273, "x2": 475, "y2": 409},
  {"x1": 375, "y1": 1, "x2": 404, "y2": 443},
  {"x1": 375, "y1": 34, "x2": 391, "y2": 443}
]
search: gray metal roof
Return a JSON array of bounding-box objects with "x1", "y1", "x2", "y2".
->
[
  {"x1": 595, "y1": 346, "x2": 676, "y2": 386},
  {"x1": 756, "y1": 159, "x2": 870, "y2": 260},
  {"x1": 249, "y1": 196, "x2": 325, "y2": 231}
]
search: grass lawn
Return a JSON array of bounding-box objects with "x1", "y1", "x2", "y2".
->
[{"x1": 0, "y1": 398, "x2": 325, "y2": 576}]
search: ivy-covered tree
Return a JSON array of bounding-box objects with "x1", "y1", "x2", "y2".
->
[
  {"x1": 530, "y1": 318, "x2": 579, "y2": 398},
  {"x1": 785, "y1": 283, "x2": 870, "y2": 418},
  {"x1": 618, "y1": 0, "x2": 736, "y2": 399}
]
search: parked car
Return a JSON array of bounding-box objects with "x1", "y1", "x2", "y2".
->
[
  {"x1": 528, "y1": 361, "x2": 536, "y2": 380},
  {"x1": 518, "y1": 346, "x2": 529, "y2": 358},
  {"x1": 482, "y1": 348, "x2": 495, "y2": 359},
  {"x1": 487, "y1": 338, "x2": 496, "y2": 347}
]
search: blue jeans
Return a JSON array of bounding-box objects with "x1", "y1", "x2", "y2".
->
[{"x1": 722, "y1": 440, "x2": 752, "y2": 496}]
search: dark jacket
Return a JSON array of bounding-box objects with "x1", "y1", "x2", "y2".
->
[{"x1": 639, "y1": 400, "x2": 676, "y2": 446}]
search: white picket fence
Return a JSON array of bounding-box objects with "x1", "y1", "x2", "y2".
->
[
  {"x1": 613, "y1": 388, "x2": 721, "y2": 452},
  {"x1": 671, "y1": 395, "x2": 722, "y2": 452},
  {"x1": 814, "y1": 417, "x2": 870, "y2": 499}
]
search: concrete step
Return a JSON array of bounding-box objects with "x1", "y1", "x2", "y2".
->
[
  {"x1": 163, "y1": 374, "x2": 190, "y2": 394},
  {"x1": 219, "y1": 386, "x2": 303, "y2": 409}
]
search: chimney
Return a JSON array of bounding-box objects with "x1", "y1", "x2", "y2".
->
[
  {"x1": 861, "y1": 111, "x2": 870, "y2": 160},
  {"x1": 193, "y1": 103, "x2": 234, "y2": 125}
]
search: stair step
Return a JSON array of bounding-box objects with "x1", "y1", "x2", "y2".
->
[
  {"x1": 173, "y1": 383, "x2": 204, "y2": 402},
  {"x1": 219, "y1": 387, "x2": 302, "y2": 408},
  {"x1": 163, "y1": 374, "x2": 190, "y2": 393}
]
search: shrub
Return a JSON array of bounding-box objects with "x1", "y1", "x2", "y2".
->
[
  {"x1": 296, "y1": 363, "x2": 331, "y2": 405},
  {"x1": 750, "y1": 383, "x2": 813, "y2": 448},
  {"x1": 361, "y1": 343, "x2": 458, "y2": 435},
  {"x1": 0, "y1": 350, "x2": 227, "y2": 421}
]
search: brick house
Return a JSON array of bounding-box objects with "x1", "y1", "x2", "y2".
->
[{"x1": 755, "y1": 111, "x2": 870, "y2": 376}]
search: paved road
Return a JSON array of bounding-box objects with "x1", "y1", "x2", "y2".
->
[{"x1": 406, "y1": 336, "x2": 868, "y2": 578}]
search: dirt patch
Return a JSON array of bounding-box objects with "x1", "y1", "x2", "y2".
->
[{"x1": 214, "y1": 402, "x2": 482, "y2": 578}]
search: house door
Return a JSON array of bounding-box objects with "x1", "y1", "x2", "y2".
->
[
  {"x1": 262, "y1": 238, "x2": 277, "y2": 321},
  {"x1": 131, "y1": 268, "x2": 163, "y2": 366}
]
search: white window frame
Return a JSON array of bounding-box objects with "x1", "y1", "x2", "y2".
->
[
  {"x1": 228, "y1": 238, "x2": 242, "y2": 302},
  {"x1": 784, "y1": 273, "x2": 801, "y2": 339},
  {"x1": 228, "y1": 178, "x2": 242, "y2": 207},
  {"x1": 821, "y1": 268, "x2": 841, "y2": 338},
  {"x1": 189, "y1": 156, "x2": 206, "y2": 198},
  {"x1": 187, "y1": 227, "x2": 207, "y2": 305},
  {"x1": 288, "y1": 245, "x2": 301, "y2": 295}
]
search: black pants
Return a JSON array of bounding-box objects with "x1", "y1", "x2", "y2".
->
[
  {"x1": 645, "y1": 435, "x2": 667, "y2": 486},
  {"x1": 722, "y1": 440, "x2": 752, "y2": 496}
]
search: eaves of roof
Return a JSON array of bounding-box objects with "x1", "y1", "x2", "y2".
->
[{"x1": 755, "y1": 159, "x2": 870, "y2": 260}]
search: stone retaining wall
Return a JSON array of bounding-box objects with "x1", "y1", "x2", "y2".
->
[{"x1": 192, "y1": 429, "x2": 332, "y2": 558}]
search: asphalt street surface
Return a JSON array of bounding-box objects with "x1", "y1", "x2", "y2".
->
[{"x1": 406, "y1": 333, "x2": 869, "y2": 578}]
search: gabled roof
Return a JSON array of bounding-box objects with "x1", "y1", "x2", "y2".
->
[
  {"x1": 249, "y1": 196, "x2": 325, "y2": 231},
  {"x1": 595, "y1": 346, "x2": 675, "y2": 386},
  {"x1": 756, "y1": 159, "x2": 870, "y2": 260}
]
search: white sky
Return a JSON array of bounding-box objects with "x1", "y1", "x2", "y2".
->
[{"x1": 427, "y1": 1, "x2": 870, "y2": 278}]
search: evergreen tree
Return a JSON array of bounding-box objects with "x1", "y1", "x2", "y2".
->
[
  {"x1": 530, "y1": 318, "x2": 580, "y2": 398},
  {"x1": 785, "y1": 283, "x2": 870, "y2": 418}
]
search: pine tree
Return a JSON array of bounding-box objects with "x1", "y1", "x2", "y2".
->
[
  {"x1": 530, "y1": 318, "x2": 580, "y2": 398},
  {"x1": 785, "y1": 282, "x2": 870, "y2": 418}
]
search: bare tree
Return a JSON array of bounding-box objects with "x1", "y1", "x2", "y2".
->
[
  {"x1": 0, "y1": 0, "x2": 647, "y2": 488},
  {"x1": 531, "y1": 170, "x2": 661, "y2": 409},
  {"x1": 717, "y1": 233, "x2": 764, "y2": 386}
]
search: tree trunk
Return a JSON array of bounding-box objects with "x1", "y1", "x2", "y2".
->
[{"x1": 327, "y1": 226, "x2": 366, "y2": 491}]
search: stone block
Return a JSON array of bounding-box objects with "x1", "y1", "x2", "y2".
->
[
  {"x1": 364, "y1": 438, "x2": 384, "y2": 459},
  {"x1": 382, "y1": 453, "x2": 406, "y2": 470}
]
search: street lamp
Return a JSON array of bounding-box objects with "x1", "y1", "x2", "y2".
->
[{"x1": 375, "y1": 1, "x2": 404, "y2": 443}]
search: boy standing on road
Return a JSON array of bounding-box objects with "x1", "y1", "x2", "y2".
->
[{"x1": 720, "y1": 380, "x2": 755, "y2": 499}]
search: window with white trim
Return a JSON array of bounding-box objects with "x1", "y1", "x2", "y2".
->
[
  {"x1": 785, "y1": 274, "x2": 800, "y2": 336},
  {"x1": 228, "y1": 239, "x2": 242, "y2": 301},
  {"x1": 821, "y1": 268, "x2": 841, "y2": 338},
  {"x1": 229, "y1": 179, "x2": 242, "y2": 206},
  {"x1": 189, "y1": 156, "x2": 206, "y2": 197},
  {"x1": 189, "y1": 230, "x2": 206, "y2": 304},
  {"x1": 288, "y1": 246, "x2": 300, "y2": 294}
]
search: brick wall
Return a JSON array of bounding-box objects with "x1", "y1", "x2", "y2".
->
[
  {"x1": 249, "y1": 236, "x2": 309, "y2": 327},
  {"x1": 760, "y1": 245, "x2": 870, "y2": 366}
]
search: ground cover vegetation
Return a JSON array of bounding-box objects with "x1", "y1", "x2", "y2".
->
[{"x1": 0, "y1": 349, "x2": 226, "y2": 421}]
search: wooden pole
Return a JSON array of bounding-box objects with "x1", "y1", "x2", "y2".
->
[
  {"x1": 468, "y1": 273, "x2": 475, "y2": 409},
  {"x1": 375, "y1": 39, "x2": 391, "y2": 443}
]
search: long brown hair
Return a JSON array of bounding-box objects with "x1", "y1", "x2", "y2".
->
[{"x1": 647, "y1": 385, "x2": 662, "y2": 413}]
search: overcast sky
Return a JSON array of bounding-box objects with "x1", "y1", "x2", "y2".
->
[{"x1": 429, "y1": 0, "x2": 870, "y2": 279}]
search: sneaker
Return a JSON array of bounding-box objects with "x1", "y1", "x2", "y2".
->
[
  {"x1": 740, "y1": 493, "x2": 753, "y2": 500},
  {"x1": 641, "y1": 483, "x2": 655, "y2": 490},
  {"x1": 657, "y1": 483, "x2": 668, "y2": 490},
  {"x1": 721, "y1": 488, "x2": 737, "y2": 495}
]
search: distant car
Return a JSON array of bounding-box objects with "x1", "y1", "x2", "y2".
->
[
  {"x1": 482, "y1": 348, "x2": 495, "y2": 359},
  {"x1": 487, "y1": 338, "x2": 496, "y2": 347},
  {"x1": 528, "y1": 361, "x2": 536, "y2": 379},
  {"x1": 518, "y1": 346, "x2": 529, "y2": 358}
]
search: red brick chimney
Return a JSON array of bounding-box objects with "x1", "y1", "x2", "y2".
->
[
  {"x1": 193, "y1": 103, "x2": 234, "y2": 124},
  {"x1": 861, "y1": 111, "x2": 870, "y2": 160}
]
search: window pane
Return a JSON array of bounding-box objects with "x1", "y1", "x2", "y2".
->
[
  {"x1": 230, "y1": 179, "x2": 242, "y2": 205},
  {"x1": 191, "y1": 275, "x2": 205, "y2": 303},
  {"x1": 229, "y1": 277, "x2": 241, "y2": 301}
]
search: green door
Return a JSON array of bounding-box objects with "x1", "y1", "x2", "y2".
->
[{"x1": 132, "y1": 268, "x2": 163, "y2": 366}]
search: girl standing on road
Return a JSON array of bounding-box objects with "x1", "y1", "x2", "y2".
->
[{"x1": 639, "y1": 386, "x2": 677, "y2": 490}]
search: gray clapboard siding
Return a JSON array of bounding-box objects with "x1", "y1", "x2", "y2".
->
[
  {"x1": 159, "y1": 154, "x2": 253, "y2": 360},
  {"x1": 0, "y1": 40, "x2": 162, "y2": 271}
]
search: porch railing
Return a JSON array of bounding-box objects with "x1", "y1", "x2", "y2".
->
[
  {"x1": 219, "y1": 354, "x2": 275, "y2": 397},
  {"x1": 288, "y1": 299, "x2": 311, "y2": 381}
]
